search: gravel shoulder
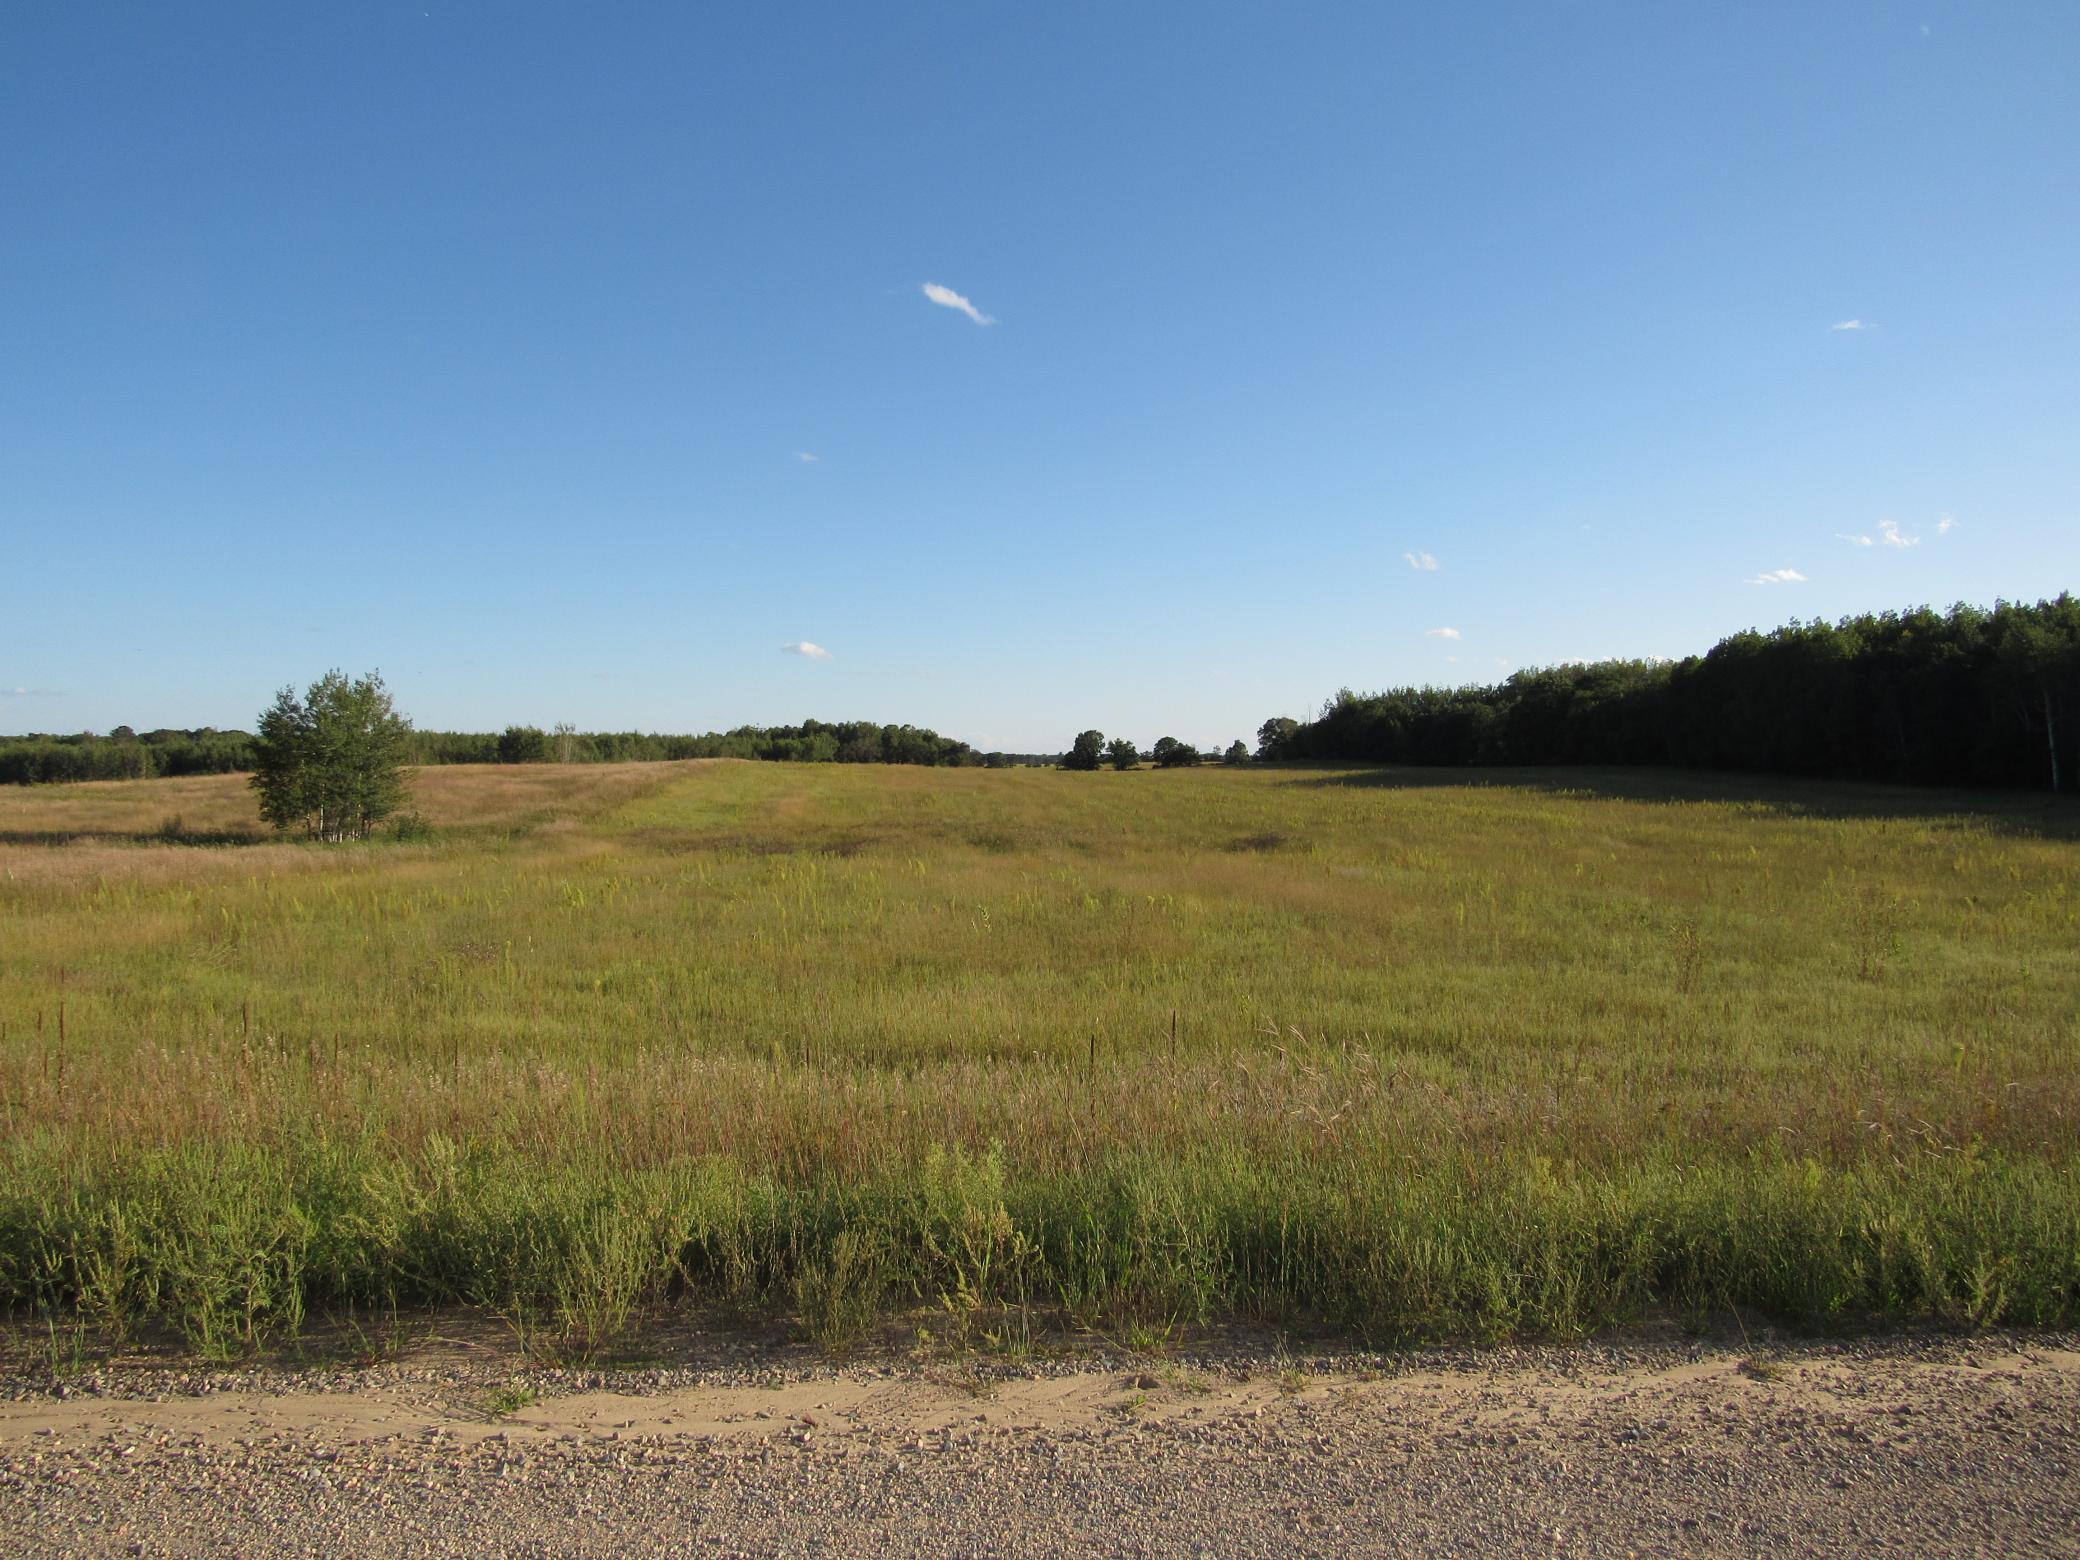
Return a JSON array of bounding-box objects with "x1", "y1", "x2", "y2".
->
[{"x1": 3, "y1": 1328, "x2": 2076, "y2": 1556}]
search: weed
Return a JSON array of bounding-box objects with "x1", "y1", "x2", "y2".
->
[
  {"x1": 947, "y1": 1364, "x2": 998, "y2": 1400},
  {"x1": 486, "y1": 1382, "x2": 540, "y2": 1416},
  {"x1": 1157, "y1": 1364, "x2": 1213, "y2": 1395}
]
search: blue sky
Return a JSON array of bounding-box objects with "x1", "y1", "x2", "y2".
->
[{"x1": 4, "y1": 3, "x2": 2076, "y2": 752}]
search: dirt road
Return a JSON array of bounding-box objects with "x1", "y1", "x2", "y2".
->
[{"x1": 4, "y1": 1332, "x2": 2076, "y2": 1556}]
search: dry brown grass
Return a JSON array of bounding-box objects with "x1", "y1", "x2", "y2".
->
[
  {"x1": 0, "y1": 761, "x2": 701, "y2": 889},
  {"x1": 0, "y1": 773, "x2": 271, "y2": 842},
  {"x1": 0, "y1": 761, "x2": 697, "y2": 841}
]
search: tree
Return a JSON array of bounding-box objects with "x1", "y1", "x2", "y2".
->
[
  {"x1": 1223, "y1": 739, "x2": 1249, "y2": 765},
  {"x1": 498, "y1": 725, "x2": 549, "y2": 763},
  {"x1": 250, "y1": 670, "x2": 413, "y2": 841},
  {"x1": 1105, "y1": 737, "x2": 1140, "y2": 770},
  {"x1": 1062, "y1": 730, "x2": 1106, "y2": 771},
  {"x1": 1255, "y1": 717, "x2": 1298, "y2": 759},
  {"x1": 1992, "y1": 595, "x2": 2080, "y2": 792},
  {"x1": 1151, "y1": 737, "x2": 1201, "y2": 768}
]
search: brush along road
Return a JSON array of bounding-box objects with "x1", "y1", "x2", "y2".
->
[{"x1": 3, "y1": 1332, "x2": 2076, "y2": 1556}]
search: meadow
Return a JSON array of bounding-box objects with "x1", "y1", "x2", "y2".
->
[{"x1": 2, "y1": 760, "x2": 2075, "y2": 1359}]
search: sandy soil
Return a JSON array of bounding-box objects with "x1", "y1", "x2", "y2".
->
[{"x1": 3, "y1": 1330, "x2": 2076, "y2": 1556}]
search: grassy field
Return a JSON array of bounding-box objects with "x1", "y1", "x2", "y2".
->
[{"x1": 2, "y1": 760, "x2": 2076, "y2": 1358}]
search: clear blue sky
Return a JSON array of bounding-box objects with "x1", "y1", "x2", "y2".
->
[{"x1": 5, "y1": 3, "x2": 2076, "y2": 752}]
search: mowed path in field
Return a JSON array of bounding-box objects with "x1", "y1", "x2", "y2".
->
[{"x1": 3, "y1": 1333, "x2": 2077, "y2": 1557}]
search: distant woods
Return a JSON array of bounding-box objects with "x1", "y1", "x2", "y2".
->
[
  {"x1": 9, "y1": 598, "x2": 2074, "y2": 792},
  {"x1": 435, "y1": 719, "x2": 997, "y2": 769},
  {"x1": 0, "y1": 716, "x2": 1016, "y2": 784},
  {"x1": 0, "y1": 727, "x2": 253, "y2": 785},
  {"x1": 1257, "y1": 596, "x2": 2080, "y2": 792}
]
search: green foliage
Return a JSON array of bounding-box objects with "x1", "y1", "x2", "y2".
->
[
  {"x1": 1104, "y1": 737, "x2": 1140, "y2": 771},
  {"x1": 1262, "y1": 595, "x2": 2080, "y2": 791},
  {"x1": 2, "y1": 719, "x2": 990, "y2": 786},
  {"x1": 1151, "y1": 737, "x2": 1201, "y2": 768},
  {"x1": 0, "y1": 728, "x2": 252, "y2": 784},
  {"x1": 1223, "y1": 740, "x2": 1250, "y2": 765},
  {"x1": 486, "y1": 1382, "x2": 540, "y2": 1415},
  {"x1": 497, "y1": 725, "x2": 550, "y2": 764},
  {"x1": 250, "y1": 670, "x2": 414, "y2": 841},
  {"x1": 1, "y1": 1138, "x2": 2073, "y2": 1356},
  {"x1": 1063, "y1": 730, "x2": 1106, "y2": 771}
]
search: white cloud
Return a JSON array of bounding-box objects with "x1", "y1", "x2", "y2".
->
[
  {"x1": 794, "y1": 451, "x2": 821, "y2": 464},
  {"x1": 1830, "y1": 319, "x2": 1877, "y2": 332},
  {"x1": 922, "y1": 283, "x2": 995, "y2": 326},
  {"x1": 1747, "y1": 568, "x2": 1808, "y2": 585},
  {"x1": 781, "y1": 641, "x2": 833, "y2": 661},
  {"x1": 1403, "y1": 550, "x2": 1440, "y2": 571},
  {"x1": 1843, "y1": 516, "x2": 1951, "y2": 548},
  {"x1": 1426, "y1": 627, "x2": 1462, "y2": 640},
  {"x1": 2, "y1": 685, "x2": 58, "y2": 697}
]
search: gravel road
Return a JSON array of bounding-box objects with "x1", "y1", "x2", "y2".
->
[{"x1": 3, "y1": 1330, "x2": 2075, "y2": 1556}]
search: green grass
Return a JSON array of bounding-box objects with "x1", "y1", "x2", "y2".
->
[{"x1": 0, "y1": 760, "x2": 2075, "y2": 1357}]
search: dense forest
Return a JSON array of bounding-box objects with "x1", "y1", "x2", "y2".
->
[
  {"x1": 1258, "y1": 597, "x2": 2079, "y2": 792},
  {"x1": 0, "y1": 719, "x2": 1023, "y2": 784},
  {"x1": 0, "y1": 727, "x2": 255, "y2": 785}
]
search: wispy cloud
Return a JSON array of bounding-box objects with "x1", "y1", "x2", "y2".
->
[
  {"x1": 2, "y1": 685, "x2": 60, "y2": 697},
  {"x1": 781, "y1": 641, "x2": 833, "y2": 661},
  {"x1": 794, "y1": 451, "x2": 821, "y2": 464},
  {"x1": 1747, "y1": 568, "x2": 1808, "y2": 585},
  {"x1": 1403, "y1": 550, "x2": 1440, "y2": 571},
  {"x1": 1426, "y1": 627, "x2": 1462, "y2": 640},
  {"x1": 1842, "y1": 515, "x2": 1951, "y2": 548},
  {"x1": 1830, "y1": 319, "x2": 1877, "y2": 332},
  {"x1": 922, "y1": 283, "x2": 995, "y2": 326}
]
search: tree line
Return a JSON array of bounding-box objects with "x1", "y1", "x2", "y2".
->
[
  {"x1": 1255, "y1": 596, "x2": 2080, "y2": 792},
  {"x1": 1059, "y1": 733, "x2": 1252, "y2": 770},
  {"x1": 423, "y1": 719, "x2": 996, "y2": 768},
  {"x1": 0, "y1": 727, "x2": 254, "y2": 785},
  {"x1": 1, "y1": 716, "x2": 1018, "y2": 784}
]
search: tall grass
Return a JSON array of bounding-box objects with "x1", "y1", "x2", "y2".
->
[
  {"x1": 3, "y1": 1136, "x2": 2071, "y2": 1359},
  {"x1": 1, "y1": 761, "x2": 2075, "y2": 1355}
]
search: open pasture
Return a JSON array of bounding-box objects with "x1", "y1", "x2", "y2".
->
[{"x1": 2, "y1": 761, "x2": 2075, "y2": 1357}]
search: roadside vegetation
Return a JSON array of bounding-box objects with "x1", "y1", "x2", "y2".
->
[{"x1": 1, "y1": 759, "x2": 2074, "y2": 1360}]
